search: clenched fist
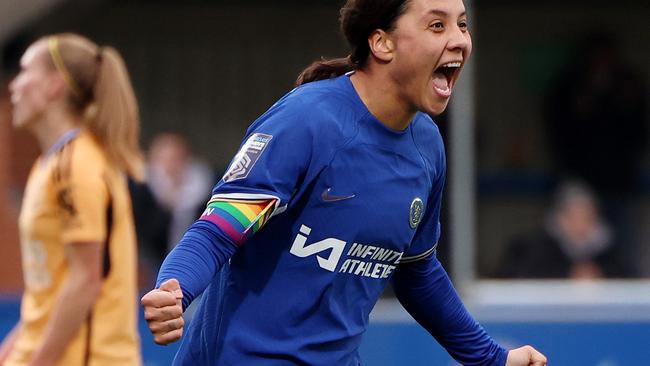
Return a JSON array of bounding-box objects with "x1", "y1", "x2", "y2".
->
[
  {"x1": 506, "y1": 345, "x2": 547, "y2": 366},
  {"x1": 141, "y1": 279, "x2": 184, "y2": 345}
]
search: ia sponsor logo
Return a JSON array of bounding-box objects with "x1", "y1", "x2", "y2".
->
[{"x1": 290, "y1": 224, "x2": 402, "y2": 279}]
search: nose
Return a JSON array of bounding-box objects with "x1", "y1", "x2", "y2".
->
[{"x1": 447, "y1": 25, "x2": 472, "y2": 54}]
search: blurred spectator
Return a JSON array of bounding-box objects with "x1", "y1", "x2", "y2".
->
[
  {"x1": 147, "y1": 132, "x2": 214, "y2": 254},
  {"x1": 497, "y1": 181, "x2": 632, "y2": 279},
  {"x1": 544, "y1": 32, "x2": 647, "y2": 275},
  {"x1": 544, "y1": 32, "x2": 647, "y2": 195}
]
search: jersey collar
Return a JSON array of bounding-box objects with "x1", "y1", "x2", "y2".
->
[{"x1": 44, "y1": 128, "x2": 81, "y2": 158}]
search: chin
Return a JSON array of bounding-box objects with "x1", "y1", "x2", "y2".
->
[
  {"x1": 424, "y1": 101, "x2": 450, "y2": 117},
  {"x1": 12, "y1": 113, "x2": 34, "y2": 130},
  {"x1": 12, "y1": 117, "x2": 25, "y2": 129}
]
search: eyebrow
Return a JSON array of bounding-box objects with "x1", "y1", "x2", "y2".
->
[{"x1": 426, "y1": 9, "x2": 467, "y2": 18}]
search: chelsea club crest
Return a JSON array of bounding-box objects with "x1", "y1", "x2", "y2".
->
[{"x1": 409, "y1": 197, "x2": 424, "y2": 229}]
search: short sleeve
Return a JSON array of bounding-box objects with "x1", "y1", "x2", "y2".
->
[
  {"x1": 57, "y1": 148, "x2": 109, "y2": 245},
  {"x1": 211, "y1": 99, "x2": 318, "y2": 211},
  {"x1": 401, "y1": 155, "x2": 446, "y2": 263}
]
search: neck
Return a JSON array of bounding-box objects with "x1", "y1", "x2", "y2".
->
[
  {"x1": 350, "y1": 68, "x2": 416, "y2": 131},
  {"x1": 31, "y1": 107, "x2": 81, "y2": 154}
]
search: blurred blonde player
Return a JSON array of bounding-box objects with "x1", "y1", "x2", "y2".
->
[{"x1": 0, "y1": 33, "x2": 143, "y2": 365}]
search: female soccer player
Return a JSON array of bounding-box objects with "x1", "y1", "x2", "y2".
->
[
  {"x1": 142, "y1": 0, "x2": 547, "y2": 365},
  {"x1": 0, "y1": 33, "x2": 143, "y2": 365}
]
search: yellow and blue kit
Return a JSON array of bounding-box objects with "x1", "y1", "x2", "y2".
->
[{"x1": 7, "y1": 129, "x2": 141, "y2": 366}]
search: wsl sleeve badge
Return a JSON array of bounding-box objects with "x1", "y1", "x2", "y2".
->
[{"x1": 223, "y1": 133, "x2": 273, "y2": 183}]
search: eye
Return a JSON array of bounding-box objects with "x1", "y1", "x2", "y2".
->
[
  {"x1": 429, "y1": 21, "x2": 444, "y2": 32},
  {"x1": 458, "y1": 20, "x2": 469, "y2": 31}
]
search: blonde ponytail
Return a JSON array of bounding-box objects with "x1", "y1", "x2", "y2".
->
[
  {"x1": 92, "y1": 46, "x2": 144, "y2": 181},
  {"x1": 42, "y1": 33, "x2": 144, "y2": 181}
]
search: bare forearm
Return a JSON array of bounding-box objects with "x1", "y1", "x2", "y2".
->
[
  {"x1": 0, "y1": 323, "x2": 22, "y2": 364},
  {"x1": 30, "y1": 277, "x2": 101, "y2": 365}
]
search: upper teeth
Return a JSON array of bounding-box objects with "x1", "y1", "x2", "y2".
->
[{"x1": 441, "y1": 62, "x2": 461, "y2": 68}]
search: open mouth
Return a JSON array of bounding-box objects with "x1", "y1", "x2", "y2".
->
[{"x1": 432, "y1": 61, "x2": 462, "y2": 96}]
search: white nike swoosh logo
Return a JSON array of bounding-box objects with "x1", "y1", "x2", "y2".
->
[{"x1": 321, "y1": 187, "x2": 355, "y2": 202}]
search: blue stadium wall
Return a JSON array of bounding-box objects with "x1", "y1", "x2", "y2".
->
[{"x1": 2, "y1": 298, "x2": 649, "y2": 366}]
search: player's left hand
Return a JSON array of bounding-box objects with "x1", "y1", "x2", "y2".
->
[{"x1": 506, "y1": 345, "x2": 547, "y2": 366}]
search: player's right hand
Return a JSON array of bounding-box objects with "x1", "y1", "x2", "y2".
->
[
  {"x1": 141, "y1": 278, "x2": 184, "y2": 345},
  {"x1": 506, "y1": 345, "x2": 547, "y2": 366}
]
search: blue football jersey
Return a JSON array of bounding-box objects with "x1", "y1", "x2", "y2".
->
[{"x1": 173, "y1": 74, "x2": 446, "y2": 365}]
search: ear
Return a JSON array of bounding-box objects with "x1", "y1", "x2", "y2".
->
[
  {"x1": 45, "y1": 71, "x2": 68, "y2": 100},
  {"x1": 368, "y1": 29, "x2": 395, "y2": 62}
]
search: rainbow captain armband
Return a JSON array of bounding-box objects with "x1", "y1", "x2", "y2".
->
[{"x1": 198, "y1": 196, "x2": 277, "y2": 246}]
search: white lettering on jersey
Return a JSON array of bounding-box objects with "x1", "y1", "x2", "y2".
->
[
  {"x1": 290, "y1": 225, "x2": 345, "y2": 272},
  {"x1": 290, "y1": 224, "x2": 404, "y2": 279}
]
